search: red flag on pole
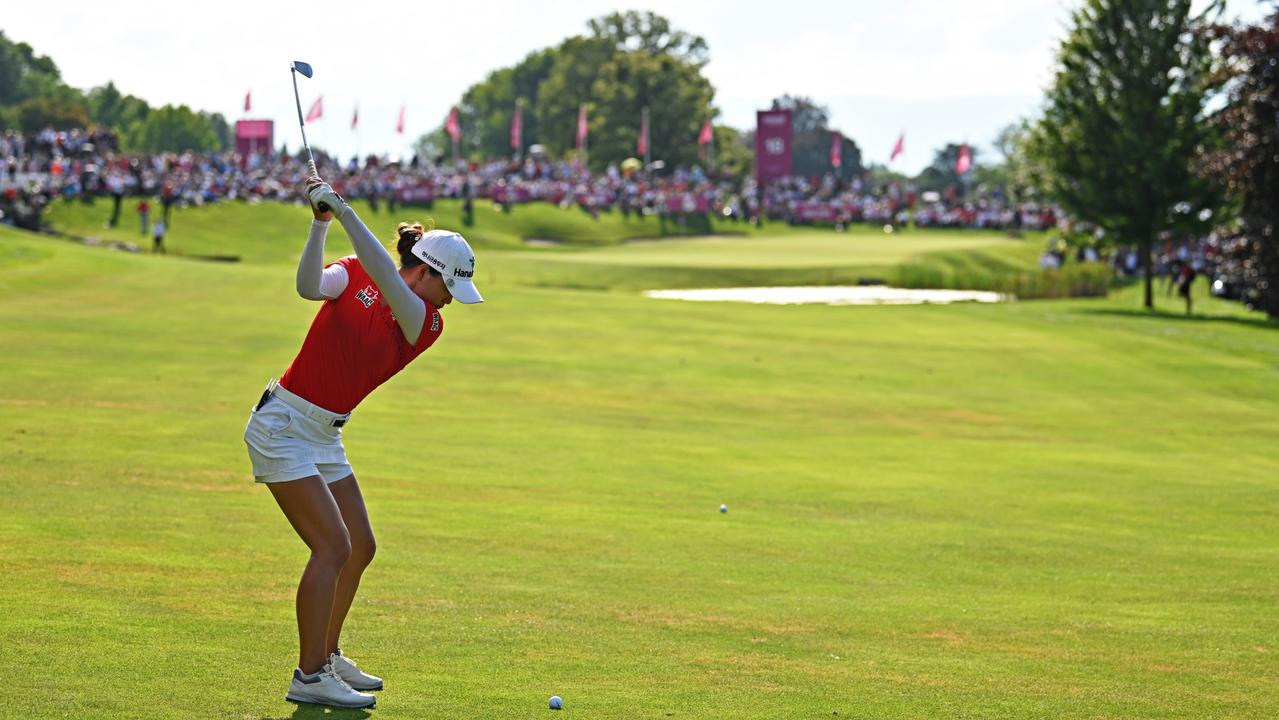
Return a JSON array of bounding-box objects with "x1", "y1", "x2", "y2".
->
[
  {"x1": 352, "y1": 105, "x2": 360, "y2": 131},
  {"x1": 955, "y1": 143, "x2": 972, "y2": 175},
  {"x1": 636, "y1": 107, "x2": 649, "y2": 157},
  {"x1": 305, "y1": 97, "x2": 323, "y2": 123},
  {"x1": 889, "y1": 133, "x2": 905, "y2": 162},
  {"x1": 445, "y1": 106, "x2": 460, "y2": 142},
  {"x1": 830, "y1": 132, "x2": 842, "y2": 170},
  {"x1": 244, "y1": 91, "x2": 251, "y2": 112},
  {"x1": 698, "y1": 119, "x2": 713, "y2": 159},
  {"x1": 395, "y1": 105, "x2": 405, "y2": 135},
  {"x1": 576, "y1": 105, "x2": 588, "y2": 151},
  {"x1": 511, "y1": 102, "x2": 522, "y2": 150}
]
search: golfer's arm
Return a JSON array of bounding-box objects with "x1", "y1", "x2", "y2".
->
[
  {"x1": 296, "y1": 220, "x2": 349, "y2": 300},
  {"x1": 338, "y1": 210, "x2": 427, "y2": 344}
]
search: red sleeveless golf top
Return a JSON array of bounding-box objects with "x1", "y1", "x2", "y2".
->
[{"x1": 279, "y1": 256, "x2": 442, "y2": 414}]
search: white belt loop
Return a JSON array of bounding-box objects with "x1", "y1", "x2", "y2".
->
[{"x1": 269, "y1": 381, "x2": 351, "y2": 428}]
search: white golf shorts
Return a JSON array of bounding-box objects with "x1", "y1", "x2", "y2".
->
[{"x1": 243, "y1": 384, "x2": 353, "y2": 484}]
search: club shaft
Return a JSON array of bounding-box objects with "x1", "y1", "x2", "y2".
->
[{"x1": 290, "y1": 70, "x2": 316, "y2": 165}]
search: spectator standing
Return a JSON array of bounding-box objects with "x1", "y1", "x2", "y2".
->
[
  {"x1": 161, "y1": 181, "x2": 175, "y2": 225},
  {"x1": 152, "y1": 219, "x2": 167, "y2": 254},
  {"x1": 107, "y1": 173, "x2": 125, "y2": 227},
  {"x1": 137, "y1": 198, "x2": 151, "y2": 236},
  {"x1": 1177, "y1": 261, "x2": 1196, "y2": 315}
]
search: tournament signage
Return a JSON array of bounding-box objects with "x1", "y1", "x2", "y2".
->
[{"x1": 755, "y1": 110, "x2": 793, "y2": 185}]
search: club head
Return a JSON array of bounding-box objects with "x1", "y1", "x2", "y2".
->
[{"x1": 291, "y1": 61, "x2": 313, "y2": 78}]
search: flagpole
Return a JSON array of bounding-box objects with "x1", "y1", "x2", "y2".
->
[
  {"x1": 642, "y1": 105, "x2": 650, "y2": 169},
  {"x1": 513, "y1": 98, "x2": 523, "y2": 163},
  {"x1": 708, "y1": 127, "x2": 715, "y2": 173}
]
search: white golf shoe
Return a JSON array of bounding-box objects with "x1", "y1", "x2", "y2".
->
[
  {"x1": 331, "y1": 649, "x2": 384, "y2": 691},
  {"x1": 285, "y1": 663, "x2": 377, "y2": 708}
]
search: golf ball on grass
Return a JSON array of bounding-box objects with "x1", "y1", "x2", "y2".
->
[
  {"x1": 720, "y1": 504, "x2": 728, "y2": 513},
  {"x1": 549, "y1": 695, "x2": 563, "y2": 710}
]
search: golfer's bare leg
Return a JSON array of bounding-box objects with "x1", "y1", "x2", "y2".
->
[
  {"x1": 269, "y1": 476, "x2": 351, "y2": 674},
  {"x1": 325, "y1": 474, "x2": 376, "y2": 654}
]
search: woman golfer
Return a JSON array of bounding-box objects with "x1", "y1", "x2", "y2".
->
[{"x1": 243, "y1": 169, "x2": 481, "y2": 708}]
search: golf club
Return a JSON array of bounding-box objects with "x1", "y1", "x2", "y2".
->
[{"x1": 290, "y1": 60, "x2": 329, "y2": 212}]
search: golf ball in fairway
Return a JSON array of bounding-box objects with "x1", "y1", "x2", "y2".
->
[
  {"x1": 549, "y1": 695, "x2": 563, "y2": 710},
  {"x1": 720, "y1": 504, "x2": 728, "y2": 513}
]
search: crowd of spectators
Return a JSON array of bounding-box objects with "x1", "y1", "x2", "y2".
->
[
  {"x1": 761, "y1": 174, "x2": 1059, "y2": 232},
  {"x1": 2, "y1": 126, "x2": 1064, "y2": 237}
]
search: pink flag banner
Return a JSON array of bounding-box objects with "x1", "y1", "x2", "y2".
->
[
  {"x1": 890, "y1": 133, "x2": 905, "y2": 162},
  {"x1": 830, "y1": 132, "x2": 842, "y2": 169},
  {"x1": 754, "y1": 110, "x2": 793, "y2": 185},
  {"x1": 445, "y1": 107, "x2": 460, "y2": 142},
  {"x1": 637, "y1": 108, "x2": 649, "y2": 157},
  {"x1": 244, "y1": 91, "x2": 251, "y2": 112},
  {"x1": 955, "y1": 143, "x2": 971, "y2": 175},
  {"x1": 352, "y1": 105, "x2": 359, "y2": 131},
  {"x1": 305, "y1": 97, "x2": 323, "y2": 123},
  {"x1": 511, "y1": 103, "x2": 523, "y2": 150},
  {"x1": 576, "y1": 105, "x2": 588, "y2": 151}
]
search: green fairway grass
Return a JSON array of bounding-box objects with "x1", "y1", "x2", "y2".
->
[
  {"x1": 45, "y1": 198, "x2": 1059, "y2": 292},
  {"x1": 1, "y1": 215, "x2": 1276, "y2": 719},
  {"x1": 44, "y1": 197, "x2": 763, "y2": 261}
]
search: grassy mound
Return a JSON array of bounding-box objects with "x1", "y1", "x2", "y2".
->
[{"x1": 43, "y1": 198, "x2": 1108, "y2": 296}]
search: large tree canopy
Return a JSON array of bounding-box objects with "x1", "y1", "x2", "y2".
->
[
  {"x1": 1199, "y1": 8, "x2": 1279, "y2": 318},
  {"x1": 427, "y1": 11, "x2": 720, "y2": 172},
  {"x1": 1029, "y1": 0, "x2": 1222, "y2": 309}
]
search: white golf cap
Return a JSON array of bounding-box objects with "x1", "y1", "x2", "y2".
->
[{"x1": 410, "y1": 229, "x2": 483, "y2": 304}]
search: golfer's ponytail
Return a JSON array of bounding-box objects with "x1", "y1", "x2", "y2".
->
[{"x1": 394, "y1": 220, "x2": 436, "y2": 269}]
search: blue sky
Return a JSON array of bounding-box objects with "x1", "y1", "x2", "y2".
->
[{"x1": 4, "y1": 0, "x2": 1269, "y2": 174}]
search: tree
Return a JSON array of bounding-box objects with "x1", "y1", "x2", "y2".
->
[
  {"x1": 428, "y1": 12, "x2": 718, "y2": 169},
  {"x1": 455, "y1": 48, "x2": 557, "y2": 159},
  {"x1": 204, "y1": 112, "x2": 231, "y2": 151},
  {"x1": 15, "y1": 95, "x2": 90, "y2": 132},
  {"x1": 87, "y1": 81, "x2": 150, "y2": 132},
  {"x1": 0, "y1": 33, "x2": 23, "y2": 106},
  {"x1": 1199, "y1": 8, "x2": 1279, "y2": 318},
  {"x1": 766, "y1": 95, "x2": 863, "y2": 180},
  {"x1": 710, "y1": 125, "x2": 753, "y2": 180},
  {"x1": 1029, "y1": 0, "x2": 1222, "y2": 309},
  {"x1": 589, "y1": 49, "x2": 716, "y2": 169},
  {"x1": 914, "y1": 143, "x2": 977, "y2": 195},
  {"x1": 0, "y1": 31, "x2": 63, "y2": 106},
  {"x1": 532, "y1": 35, "x2": 615, "y2": 157},
  {"x1": 977, "y1": 122, "x2": 1046, "y2": 202},
  {"x1": 586, "y1": 10, "x2": 708, "y2": 66},
  {"x1": 125, "y1": 105, "x2": 219, "y2": 153}
]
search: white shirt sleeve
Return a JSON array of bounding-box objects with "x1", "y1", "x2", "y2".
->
[
  {"x1": 317, "y1": 264, "x2": 348, "y2": 299},
  {"x1": 337, "y1": 210, "x2": 427, "y2": 344},
  {"x1": 296, "y1": 219, "x2": 350, "y2": 300}
]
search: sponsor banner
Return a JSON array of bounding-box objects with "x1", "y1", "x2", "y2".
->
[
  {"x1": 755, "y1": 110, "x2": 793, "y2": 185},
  {"x1": 794, "y1": 202, "x2": 839, "y2": 222},
  {"x1": 396, "y1": 186, "x2": 435, "y2": 203},
  {"x1": 664, "y1": 194, "x2": 712, "y2": 214}
]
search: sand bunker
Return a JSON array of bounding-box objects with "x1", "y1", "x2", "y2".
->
[{"x1": 644, "y1": 286, "x2": 1009, "y2": 306}]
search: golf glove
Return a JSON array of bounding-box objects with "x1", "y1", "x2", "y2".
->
[{"x1": 308, "y1": 182, "x2": 348, "y2": 220}]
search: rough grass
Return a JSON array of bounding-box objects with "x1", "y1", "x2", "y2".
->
[{"x1": 1, "y1": 217, "x2": 1276, "y2": 719}]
